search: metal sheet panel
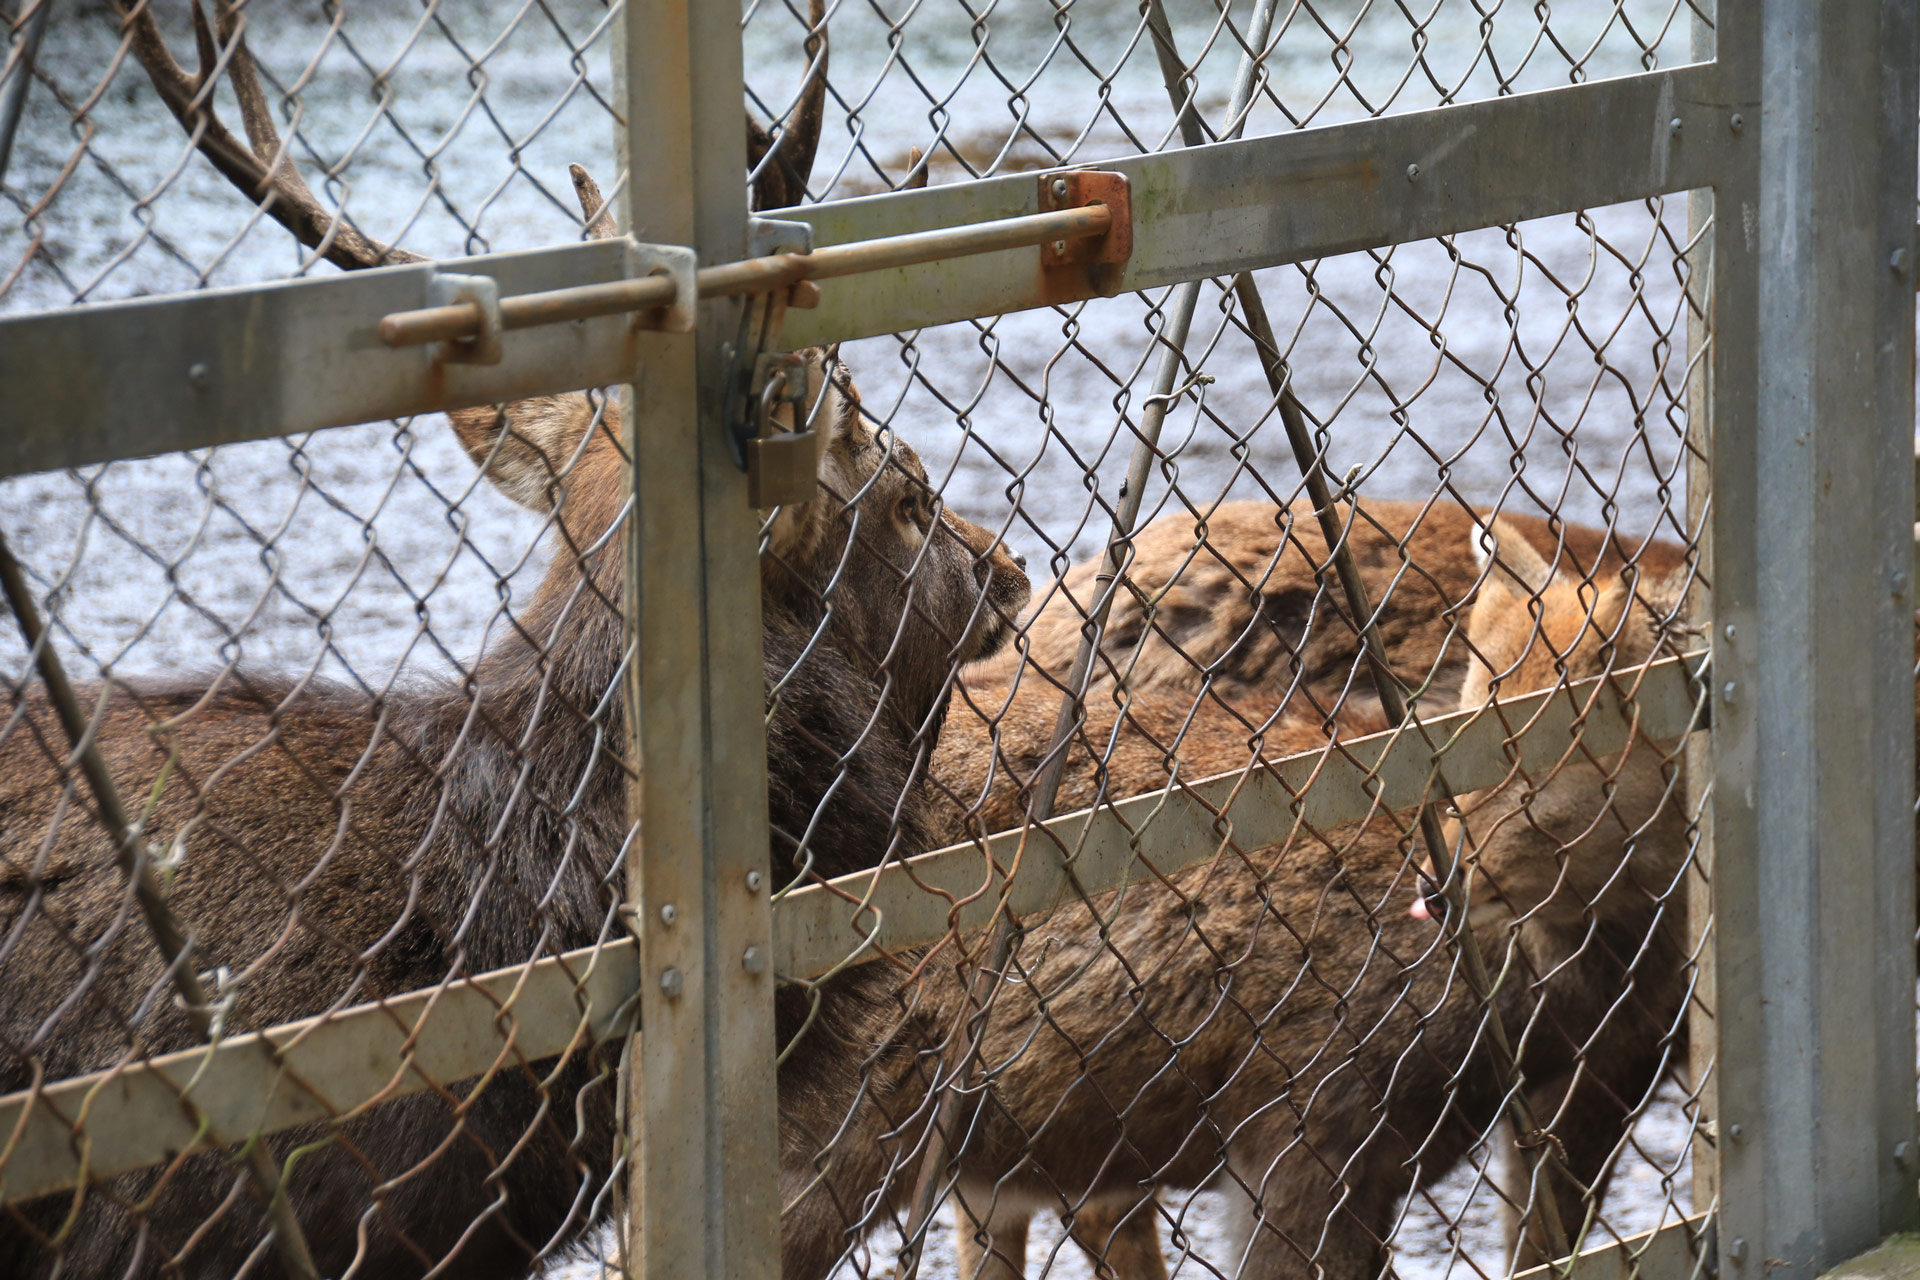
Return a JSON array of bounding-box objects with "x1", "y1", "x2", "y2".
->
[{"x1": 1709, "y1": 1, "x2": 1920, "y2": 1274}]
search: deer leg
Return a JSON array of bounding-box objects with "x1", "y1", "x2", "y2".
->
[
  {"x1": 1064, "y1": 1192, "x2": 1168, "y2": 1280},
  {"x1": 1503, "y1": 1071, "x2": 1637, "y2": 1273},
  {"x1": 952, "y1": 1182, "x2": 1030, "y2": 1280}
]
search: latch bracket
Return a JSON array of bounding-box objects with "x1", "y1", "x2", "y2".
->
[
  {"x1": 427, "y1": 272, "x2": 503, "y2": 365},
  {"x1": 624, "y1": 241, "x2": 698, "y2": 334},
  {"x1": 1038, "y1": 170, "x2": 1133, "y2": 268}
]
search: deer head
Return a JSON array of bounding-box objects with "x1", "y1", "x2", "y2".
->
[{"x1": 1446, "y1": 518, "x2": 1692, "y2": 933}]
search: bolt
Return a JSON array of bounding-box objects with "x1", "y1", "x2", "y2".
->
[
  {"x1": 658, "y1": 967, "x2": 684, "y2": 999},
  {"x1": 746, "y1": 869, "x2": 764, "y2": 893},
  {"x1": 1051, "y1": 240, "x2": 1068, "y2": 255},
  {"x1": 1729, "y1": 1238, "x2": 1748, "y2": 1265},
  {"x1": 1669, "y1": 117, "x2": 1684, "y2": 136},
  {"x1": 1405, "y1": 162, "x2": 1420, "y2": 181},
  {"x1": 1721, "y1": 681, "x2": 1737, "y2": 704},
  {"x1": 1051, "y1": 177, "x2": 1069, "y2": 200},
  {"x1": 1729, "y1": 112, "x2": 1744, "y2": 134},
  {"x1": 1728, "y1": 1122, "x2": 1745, "y2": 1141},
  {"x1": 187, "y1": 362, "x2": 211, "y2": 389},
  {"x1": 1894, "y1": 247, "x2": 1911, "y2": 274},
  {"x1": 659, "y1": 903, "x2": 677, "y2": 926},
  {"x1": 1723, "y1": 623, "x2": 1737, "y2": 641},
  {"x1": 1896, "y1": 1140, "x2": 1914, "y2": 1169},
  {"x1": 742, "y1": 946, "x2": 768, "y2": 975}
]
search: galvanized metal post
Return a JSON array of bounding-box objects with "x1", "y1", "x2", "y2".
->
[
  {"x1": 1704, "y1": 2, "x2": 1920, "y2": 1276},
  {"x1": 619, "y1": 3, "x2": 779, "y2": 1278}
]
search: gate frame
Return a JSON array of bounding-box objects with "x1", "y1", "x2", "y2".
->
[{"x1": 1694, "y1": 3, "x2": 1920, "y2": 1276}]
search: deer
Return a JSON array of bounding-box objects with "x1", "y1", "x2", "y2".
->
[
  {"x1": 772, "y1": 511, "x2": 1694, "y2": 1280},
  {"x1": 0, "y1": 7, "x2": 1036, "y2": 1279}
]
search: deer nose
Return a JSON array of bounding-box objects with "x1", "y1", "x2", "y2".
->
[{"x1": 1012, "y1": 551, "x2": 1027, "y2": 570}]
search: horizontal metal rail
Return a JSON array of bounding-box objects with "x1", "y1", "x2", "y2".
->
[
  {"x1": 0, "y1": 651, "x2": 1706, "y2": 1204},
  {"x1": 0, "y1": 937, "x2": 637, "y2": 1205},
  {"x1": 376, "y1": 203, "x2": 1116, "y2": 348},
  {"x1": 0, "y1": 62, "x2": 1729, "y2": 479},
  {"x1": 1513, "y1": 1216, "x2": 1715, "y2": 1280},
  {"x1": 774, "y1": 648, "x2": 1707, "y2": 978}
]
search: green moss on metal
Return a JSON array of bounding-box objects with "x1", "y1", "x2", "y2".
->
[{"x1": 1821, "y1": 1235, "x2": 1920, "y2": 1280}]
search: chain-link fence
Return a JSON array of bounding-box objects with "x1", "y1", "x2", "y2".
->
[{"x1": 0, "y1": 2, "x2": 1911, "y2": 1280}]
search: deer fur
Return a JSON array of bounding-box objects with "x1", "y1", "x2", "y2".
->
[
  {"x1": 776, "y1": 513, "x2": 1692, "y2": 1280},
  {"x1": 0, "y1": 354, "x2": 1028, "y2": 1279}
]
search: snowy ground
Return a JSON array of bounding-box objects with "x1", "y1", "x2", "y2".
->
[{"x1": 3, "y1": 4, "x2": 1702, "y2": 1277}]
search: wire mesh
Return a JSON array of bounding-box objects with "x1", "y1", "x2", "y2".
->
[{"x1": 0, "y1": 2, "x2": 1715, "y2": 1279}]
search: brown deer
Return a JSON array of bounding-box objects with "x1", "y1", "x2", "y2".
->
[
  {"x1": 775, "y1": 512, "x2": 1693, "y2": 1280},
  {"x1": 0, "y1": 344, "x2": 1027, "y2": 1280},
  {"x1": 0, "y1": 11, "x2": 1037, "y2": 1280}
]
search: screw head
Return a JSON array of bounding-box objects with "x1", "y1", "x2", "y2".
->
[
  {"x1": 1729, "y1": 1237, "x2": 1748, "y2": 1264},
  {"x1": 1051, "y1": 239, "x2": 1067, "y2": 254},
  {"x1": 1051, "y1": 177, "x2": 1069, "y2": 200},
  {"x1": 1896, "y1": 1140, "x2": 1914, "y2": 1168},
  {"x1": 742, "y1": 946, "x2": 768, "y2": 975},
  {"x1": 659, "y1": 903, "x2": 677, "y2": 925},
  {"x1": 1723, "y1": 623, "x2": 1736, "y2": 641},
  {"x1": 1721, "y1": 681, "x2": 1737, "y2": 703},
  {"x1": 187, "y1": 362, "x2": 211, "y2": 388},
  {"x1": 746, "y1": 869, "x2": 764, "y2": 893},
  {"x1": 1728, "y1": 1122, "x2": 1745, "y2": 1141},
  {"x1": 658, "y1": 967, "x2": 684, "y2": 998},
  {"x1": 1894, "y1": 247, "x2": 1911, "y2": 274},
  {"x1": 1669, "y1": 116, "x2": 1684, "y2": 136},
  {"x1": 1405, "y1": 162, "x2": 1420, "y2": 181},
  {"x1": 1729, "y1": 112, "x2": 1744, "y2": 133}
]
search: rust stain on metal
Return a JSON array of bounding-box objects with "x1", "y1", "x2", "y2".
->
[{"x1": 1038, "y1": 169, "x2": 1132, "y2": 300}]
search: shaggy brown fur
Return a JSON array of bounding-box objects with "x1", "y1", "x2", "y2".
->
[
  {"x1": 775, "y1": 512, "x2": 1692, "y2": 1280},
  {"x1": 1004, "y1": 499, "x2": 1684, "y2": 717},
  {"x1": 0, "y1": 354, "x2": 1028, "y2": 1279}
]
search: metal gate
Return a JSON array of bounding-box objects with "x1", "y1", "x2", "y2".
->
[{"x1": 0, "y1": 2, "x2": 1913, "y2": 1278}]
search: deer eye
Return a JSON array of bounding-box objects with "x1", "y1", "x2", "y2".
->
[{"x1": 896, "y1": 493, "x2": 929, "y2": 529}]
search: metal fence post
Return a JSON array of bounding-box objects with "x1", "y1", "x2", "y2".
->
[
  {"x1": 1706, "y1": 2, "x2": 1920, "y2": 1275},
  {"x1": 619, "y1": 2, "x2": 779, "y2": 1278}
]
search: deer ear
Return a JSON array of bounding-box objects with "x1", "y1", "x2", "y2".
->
[
  {"x1": 1472, "y1": 517, "x2": 1557, "y2": 597},
  {"x1": 446, "y1": 393, "x2": 620, "y2": 513}
]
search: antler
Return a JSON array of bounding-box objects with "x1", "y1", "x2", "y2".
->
[
  {"x1": 748, "y1": 0, "x2": 829, "y2": 210},
  {"x1": 116, "y1": 0, "x2": 424, "y2": 271},
  {"x1": 121, "y1": 0, "x2": 828, "y2": 261},
  {"x1": 569, "y1": 164, "x2": 620, "y2": 241}
]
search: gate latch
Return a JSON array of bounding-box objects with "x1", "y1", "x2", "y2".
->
[{"x1": 744, "y1": 351, "x2": 820, "y2": 508}]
